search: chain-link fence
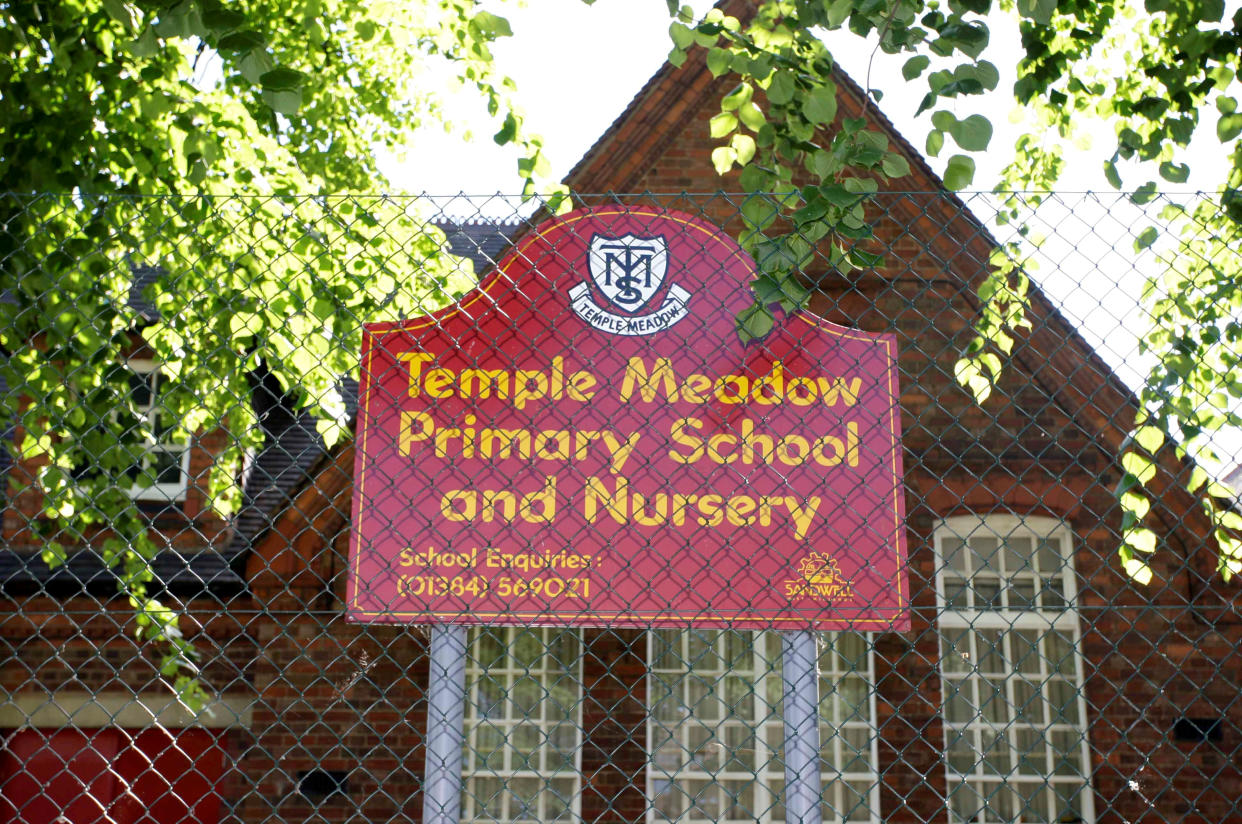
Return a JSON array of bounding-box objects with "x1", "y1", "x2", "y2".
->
[{"x1": 1, "y1": 191, "x2": 1239, "y2": 824}]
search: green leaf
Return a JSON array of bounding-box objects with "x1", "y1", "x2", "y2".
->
[
  {"x1": 767, "y1": 71, "x2": 796, "y2": 105},
  {"x1": 943, "y1": 154, "x2": 976, "y2": 190},
  {"x1": 1120, "y1": 490, "x2": 1151, "y2": 519},
  {"x1": 738, "y1": 101, "x2": 765, "y2": 132},
  {"x1": 153, "y1": 2, "x2": 202, "y2": 39},
  {"x1": 261, "y1": 88, "x2": 301, "y2": 115},
  {"x1": 741, "y1": 195, "x2": 778, "y2": 231},
  {"x1": 926, "y1": 129, "x2": 945, "y2": 157},
  {"x1": 124, "y1": 26, "x2": 160, "y2": 58},
  {"x1": 706, "y1": 48, "x2": 731, "y2": 77},
  {"x1": 1124, "y1": 527, "x2": 1158, "y2": 554},
  {"x1": 931, "y1": 110, "x2": 957, "y2": 132},
  {"x1": 902, "y1": 55, "x2": 930, "y2": 81},
  {"x1": 722, "y1": 83, "x2": 753, "y2": 111},
  {"x1": 1133, "y1": 226, "x2": 1158, "y2": 250},
  {"x1": 936, "y1": 22, "x2": 989, "y2": 59},
  {"x1": 1017, "y1": 0, "x2": 1056, "y2": 24},
  {"x1": 731, "y1": 133, "x2": 756, "y2": 166},
  {"x1": 847, "y1": 248, "x2": 885, "y2": 269},
  {"x1": 1130, "y1": 182, "x2": 1157, "y2": 204},
  {"x1": 493, "y1": 113, "x2": 517, "y2": 145},
  {"x1": 1121, "y1": 451, "x2": 1157, "y2": 484},
  {"x1": 217, "y1": 30, "x2": 266, "y2": 52},
  {"x1": 710, "y1": 112, "x2": 738, "y2": 138},
  {"x1": 1103, "y1": 159, "x2": 1122, "y2": 189},
  {"x1": 826, "y1": 0, "x2": 853, "y2": 26},
  {"x1": 842, "y1": 176, "x2": 878, "y2": 194},
  {"x1": 1158, "y1": 161, "x2": 1190, "y2": 183},
  {"x1": 738, "y1": 164, "x2": 771, "y2": 192},
  {"x1": 1123, "y1": 557, "x2": 1154, "y2": 585},
  {"x1": 471, "y1": 11, "x2": 512, "y2": 37},
  {"x1": 736, "y1": 302, "x2": 775, "y2": 342},
  {"x1": 202, "y1": 7, "x2": 246, "y2": 31},
  {"x1": 669, "y1": 21, "x2": 695, "y2": 49},
  {"x1": 259, "y1": 67, "x2": 303, "y2": 91},
  {"x1": 820, "y1": 183, "x2": 861, "y2": 207},
  {"x1": 965, "y1": 61, "x2": 1000, "y2": 91},
  {"x1": 1217, "y1": 114, "x2": 1242, "y2": 142},
  {"x1": 1198, "y1": 0, "x2": 1225, "y2": 21},
  {"x1": 954, "y1": 357, "x2": 993, "y2": 403},
  {"x1": 238, "y1": 49, "x2": 273, "y2": 84},
  {"x1": 881, "y1": 152, "x2": 910, "y2": 178},
  {"x1": 953, "y1": 114, "x2": 993, "y2": 151},
  {"x1": 1133, "y1": 426, "x2": 1165, "y2": 453},
  {"x1": 711, "y1": 146, "x2": 737, "y2": 175},
  {"x1": 801, "y1": 85, "x2": 837, "y2": 125}
]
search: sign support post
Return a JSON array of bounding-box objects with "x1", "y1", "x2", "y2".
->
[
  {"x1": 423, "y1": 624, "x2": 467, "y2": 824},
  {"x1": 782, "y1": 630, "x2": 823, "y2": 824}
]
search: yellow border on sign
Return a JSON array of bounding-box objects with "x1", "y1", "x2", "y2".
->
[{"x1": 349, "y1": 206, "x2": 909, "y2": 629}]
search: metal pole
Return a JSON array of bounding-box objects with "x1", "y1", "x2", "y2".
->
[
  {"x1": 782, "y1": 630, "x2": 823, "y2": 824},
  {"x1": 423, "y1": 623, "x2": 468, "y2": 824}
]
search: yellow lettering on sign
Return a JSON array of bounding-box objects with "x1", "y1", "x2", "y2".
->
[
  {"x1": 618, "y1": 357, "x2": 863, "y2": 407},
  {"x1": 398, "y1": 354, "x2": 598, "y2": 408},
  {"x1": 581, "y1": 476, "x2": 822, "y2": 539}
]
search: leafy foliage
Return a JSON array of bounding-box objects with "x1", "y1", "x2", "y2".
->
[
  {"x1": 0, "y1": 0, "x2": 564, "y2": 709},
  {"x1": 671, "y1": 0, "x2": 1242, "y2": 584}
]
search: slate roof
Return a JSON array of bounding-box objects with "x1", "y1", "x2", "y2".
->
[{"x1": 0, "y1": 219, "x2": 522, "y2": 594}]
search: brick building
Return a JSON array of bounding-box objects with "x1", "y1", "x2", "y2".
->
[{"x1": 3, "y1": 8, "x2": 1241, "y2": 824}]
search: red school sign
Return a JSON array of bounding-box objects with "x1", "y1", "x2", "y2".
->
[{"x1": 347, "y1": 206, "x2": 909, "y2": 630}]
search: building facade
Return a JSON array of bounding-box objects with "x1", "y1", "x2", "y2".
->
[{"x1": 3, "y1": 10, "x2": 1241, "y2": 824}]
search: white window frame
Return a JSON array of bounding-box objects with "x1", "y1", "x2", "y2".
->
[
  {"x1": 934, "y1": 514, "x2": 1096, "y2": 824},
  {"x1": 123, "y1": 359, "x2": 190, "y2": 502},
  {"x1": 461, "y1": 627, "x2": 583, "y2": 823},
  {"x1": 645, "y1": 629, "x2": 880, "y2": 824}
]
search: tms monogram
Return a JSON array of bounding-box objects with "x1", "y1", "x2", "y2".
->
[{"x1": 569, "y1": 234, "x2": 692, "y2": 337}]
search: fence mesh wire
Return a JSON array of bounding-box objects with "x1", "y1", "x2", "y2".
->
[{"x1": 0, "y1": 191, "x2": 1239, "y2": 824}]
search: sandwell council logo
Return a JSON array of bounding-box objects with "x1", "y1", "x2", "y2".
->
[
  {"x1": 568, "y1": 233, "x2": 692, "y2": 336},
  {"x1": 784, "y1": 552, "x2": 856, "y2": 601}
]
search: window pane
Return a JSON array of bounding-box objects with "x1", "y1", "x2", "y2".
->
[
  {"x1": 649, "y1": 631, "x2": 877, "y2": 823},
  {"x1": 977, "y1": 629, "x2": 1005, "y2": 674},
  {"x1": 970, "y1": 537, "x2": 1000, "y2": 573},
  {"x1": 464, "y1": 628, "x2": 582, "y2": 823},
  {"x1": 942, "y1": 536, "x2": 968, "y2": 572},
  {"x1": 1009, "y1": 578, "x2": 1036, "y2": 610},
  {"x1": 1036, "y1": 536, "x2": 1063, "y2": 574},
  {"x1": 941, "y1": 628, "x2": 972, "y2": 674},
  {"x1": 151, "y1": 450, "x2": 184, "y2": 484},
  {"x1": 974, "y1": 578, "x2": 1001, "y2": 610},
  {"x1": 128, "y1": 369, "x2": 154, "y2": 407},
  {"x1": 936, "y1": 520, "x2": 1091, "y2": 824}
]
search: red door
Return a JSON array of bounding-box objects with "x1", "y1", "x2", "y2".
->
[{"x1": 0, "y1": 728, "x2": 225, "y2": 824}]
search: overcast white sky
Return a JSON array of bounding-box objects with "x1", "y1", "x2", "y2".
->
[{"x1": 380, "y1": 0, "x2": 1222, "y2": 195}]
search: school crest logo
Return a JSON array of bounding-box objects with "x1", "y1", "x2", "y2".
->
[{"x1": 569, "y1": 234, "x2": 691, "y2": 336}]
